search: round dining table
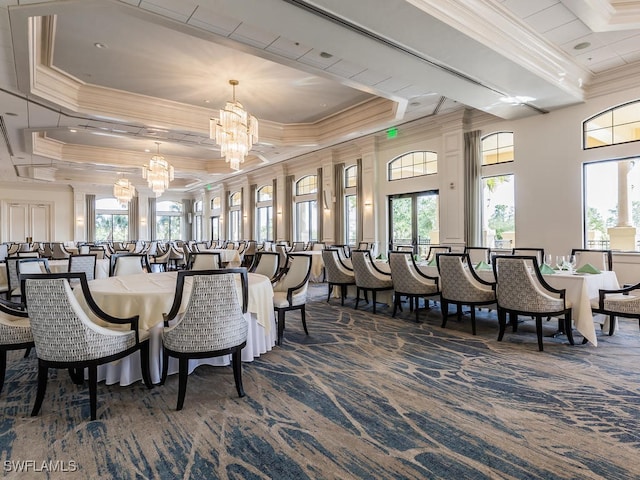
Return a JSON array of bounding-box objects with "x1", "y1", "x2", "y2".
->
[{"x1": 73, "y1": 271, "x2": 276, "y2": 385}]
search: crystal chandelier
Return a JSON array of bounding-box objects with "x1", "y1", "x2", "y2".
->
[
  {"x1": 113, "y1": 176, "x2": 135, "y2": 206},
  {"x1": 210, "y1": 80, "x2": 258, "y2": 171},
  {"x1": 142, "y1": 142, "x2": 174, "y2": 196}
]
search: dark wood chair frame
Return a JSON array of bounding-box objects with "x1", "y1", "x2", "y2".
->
[
  {"x1": 109, "y1": 253, "x2": 152, "y2": 276},
  {"x1": 249, "y1": 251, "x2": 280, "y2": 282},
  {"x1": 570, "y1": 248, "x2": 613, "y2": 271},
  {"x1": 389, "y1": 251, "x2": 440, "y2": 323},
  {"x1": 591, "y1": 281, "x2": 640, "y2": 337},
  {"x1": 323, "y1": 248, "x2": 355, "y2": 306},
  {"x1": 273, "y1": 254, "x2": 312, "y2": 345},
  {"x1": 187, "y1": 251, "x2": 222, "y2": 270}
]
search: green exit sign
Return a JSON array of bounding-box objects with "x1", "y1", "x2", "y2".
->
[{"x1": 386, "y1": 128, "x2": 398, "y2": 139}]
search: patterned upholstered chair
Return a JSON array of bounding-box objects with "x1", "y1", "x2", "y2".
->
[
  {"x1": 571, "y1": 248, "x2": 613, "y2": 271},
  {"x1": 464, "y1": 247, "x2": 491, "y2": 266},
  {"x1": 187, "y1": 252, "x2": 221, "y2": 270},
  {"x1": 249, "y1": 251, "x2": 280, "y2": 281},
  {"x1": 8, "y1": 258, "x2": 51, "y2": 301},
  {"x1": 388, "y1": 251, "x2": 439, "y2": 322},
  {"x1": 493, "y1": 256, "x2": 573, "y2": 351},
  {"x1": 426, "y1": 245, "x2": 451, "y2": 262},
  {"x1": 351, "y1": 250, "x2": 393, "y2": 314},
  {"x1": 110, "y1": 253, "x2": 151, "y2": 276},
  {"x1": 272, "y1": 254, "x2": 312, "y2": 345},
  {"x1": 437, "y1": 253, "x2": 496, "y2": 335},
  {"x1": 590, "y1": 281, "x2": 640, "y2": 337},
  {"x1": 322, "y1": 248, "x2": 355, "y2": 305},
  {"x1": 161, "y1": 269, "x2": 248, "y2": 410},
  {"x1": 0, "y1": 298, "x2": 31, "y2": 396},
  {"x1": 22, "y1": 272, "x2": 152, "y2": 420},
  {"x1": 68, "y1": 254, "x2": 97, "y2": 281}
]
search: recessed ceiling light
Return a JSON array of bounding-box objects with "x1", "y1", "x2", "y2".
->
[
  {"x1": 319, "y1": 51, "x2": 333, "y2": 59},
  {"x1": 69, "y1": 129, "x2": 77, "y2": 133},
  {"x1": 94, "y1": 42, "x2": 108, "y2": 49},
  {"x1": 574, "y1": 42, "x2": 591, "y2": 50}
]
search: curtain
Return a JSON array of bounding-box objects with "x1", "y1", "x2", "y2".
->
[
  {"x1": 240, "y1": 187, "x2": 244, "y2": 240},
  {"x1": 285, "y1": 175, "x2": 294, "y2": 242},
  {"x1": 464, "y1": 130, "x2": 482, "y2": 247},
  {"x1": 148, "y1": 197, "x2": 156, "y2": 241},
  {"x1": 272, "y1": 178, "x2": 277, "y2": 241},
  {"x1": 182, "y1": 198, "x2": 194, "y2": 241},
  {"x1": 86, "y1": 194, "x2": 95, "y2": 243},
  {"x1": 128, "y1": 196, "x2": 139, "y2": 240},
  {"x1": 225, "y1": 190, "x2": 230, "y2": 241},
  {"x1": 356, "y1": 158, "x2": 363, "y2": 244},
  {"x1": 316, "y1": 168, "x2": 323, "y2": 242},
  {"x1": 249, "y1": 184, "x2": 257, "y2": 240},
  {"x1": 334, "y1": 163, "x2": 345, "y2": 244}
]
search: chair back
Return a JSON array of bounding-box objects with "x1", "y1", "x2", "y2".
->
[
  {"x1": 388, "y1": 251, "x2": 437, "y2": 294},
  {"x1": 68, "y1": 254, "x2": 97, "y2": 281},
  {"x1": 437, "y1": 253, "x2": 494, "y2": 302},
  {"x1": 464, "y1": 247, "x2": 491, "y2": 265},
  {"x1": 396, "y1": 245, "x2": 414, "y2": 252},
  {"x1": 8, "y1": 258, "x2": 51, "y2": 299},
  {"x1": 23, "y1": 273, "x2": 136, "y2": 362},
  {"x1": 273, "y1": 254, "x2": 312, "y2": 299},
  {"x1": 189, "y1": 252, "x2": 221, "y2": 270},
  {"x1": 426, "y1": 245, "x2": 451, "y2": 261},
  {"x1": 275, "y1": 245, "x2": 288, "y2": 270},
  {"x1": 512, "y1": 248, "x2": 544, "y2": 265},
  {"x1": 493, "y1": 256, "x2": 564, "y2": 313},
  {"x1": 291, "y1": 242, "x2": 306, "y2": 252},
  {"x1": 322, "y1": 249, "x2": 354, "y2": 284},
  {"x1": 571, "y1": 248, "x2": 612, "y2": 271},
  {"x1": 250, "y1": 252, "x2": 280, "y2": 280},
  {"x1": 244, "y1": 240, "x2": 257, "y2": 256},
  {"x1": 89, "y1": 246, "x2": 106, "y2": 259},
  {"x1": 51, "y1": 243, "x2": 71, "y2": 260},
  {"x1": 163, "y1": 269, "x2": 248, "y2": 354},
  {"x1": 351, "y1": 250, "x2": 391, "y2": 289},
  {"x1": 110, "y1": 253, "x2": 149, "y2": 276},
  {"x1": 311, "y1": 242, "x2": 325, "y2": 251}
]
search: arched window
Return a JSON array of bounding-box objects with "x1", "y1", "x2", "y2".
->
[
  {"x1": 211, "y1": 196, "x2": 221, "y2": 210},
  {"x1": 344, "y1": 165, "x2": 357, "y2": 245},
  {"x1": 228, "y1": 191, "x2": 242, "y2": 241},
  {"x1": 156, "y1": 200, "x2": 183, "y2": 241},
  {"x1": 95, "y1": 197, "x2": 128, "y2": 242},
  {"x1": 481, "y1": 132, "x2": 515, "y2": 248},
  {"x1": 295, "y1": 175, "x2": 318, "y2": 242},
  {"x1": 388, "y1": 151, "x2": 437, "y2": 180},
  {"x1": 256, "y1": 185, "x2": 273, "y2": 242},
  {"x1": 481, "y1": 132, "x2": 514, "y2": 165},
  {"x1": 193, "y1": 200, "x2": 203, "y2": 241},
  {"x1": 584, "y1": 99, "x2": 640, "y2": 149}
]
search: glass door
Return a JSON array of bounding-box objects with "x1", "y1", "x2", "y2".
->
[{"x1": 388, "y1": 191, "x2": 439, "y2": 258}]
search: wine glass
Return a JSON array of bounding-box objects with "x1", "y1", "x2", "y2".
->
[
  {"x1": 568, "y1": 255, "x2": 577, "y2": 273},
  {"x1": 555, "y1": 255, "x2": 565, "y2": 270},
  {"x1": 544, "y1": 254, "x2": 553, "y2": 267}
]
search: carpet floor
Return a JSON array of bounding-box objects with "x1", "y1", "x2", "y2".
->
[{"x1": 1, "y1": 284, "x2": 640, "y2": 479}]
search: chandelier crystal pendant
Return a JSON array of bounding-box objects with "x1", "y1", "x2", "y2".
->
[
  {"x1": 113, "y1": 176, "x2": 136, "y2": 207},
  {"x1": 210, "y1": 80, "x2": 258, "y2": 171},
  {"x1": 142, "y1": 142, "x2": 174, "y2": 196}
]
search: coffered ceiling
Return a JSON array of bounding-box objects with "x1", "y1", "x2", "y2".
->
[{"x1": 0, "y1": 0, "x2": 638, "y2": 195}]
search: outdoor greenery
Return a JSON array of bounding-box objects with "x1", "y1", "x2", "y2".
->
[
  {"x1": 390, "y1": 194, "x2": 438, "y2": 245},
  {"x1": 95, "y1": 214, "x2": 128, "y2": 242}
]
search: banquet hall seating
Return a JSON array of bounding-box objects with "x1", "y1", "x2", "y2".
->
[
  {"x1": 88, "y1": 246, "x2": 106, "y2": 259},
  {"x1": 571, "y1": 248, "x2": 613, "y2": 271},
  {"x1": 388, "y1": 251, "x2": 440, "y2": 323},
  {"x1": 590, "y1": 281, "x2": 640, "y2": 336},
  {"x1": 426, "y1": 245, "x2": 451, "y2": 262},
  {"x1": 351, "y1": 249, "x2": 394, "y2": 314},
  {"x1": 6, "y1": 258, "x2": 51, "y2": 301},
  {"x1": 41, "y1": 243, "x2": 54, "y2": 259},
  {"x1": 272, "y1": 254, "x2": 312, "y2": 345},
  {"x1": 68, "y1": 254, "x2": 97, "y2": 281},
  {"x1": 464, "y1": 247, "x2": 491, "y2": 265},
  {"x1": 110, "y1": 253, "x2": 151, "y2": 276},
  {"x1": 168, "y1": 245, "x2": 186, "y2": 270},
  {"x1": 511, "y1": 247, "x2": 545, "y2": 265},
  {"x1": 187, "y1": 252, "x2": 221, "y2": 270},
  {"x1": 437, "y1": 253, "x2": 496, "y2": 335},
  {"x1": 242, "y1": 240, "x2": 258, "y2": 267},
  {"x1": 249, "y1": 251, "x2": 280, "y2": 281},
  {"x1": 51, "y1": 242, "x2": 72, "y2": 260},
  {"x1": 493, "y1": 256, "x2": 573, "y2": 351},
  {"x1": 291, "y1": 242, "x2": 306, "y2": 252},
  {"x1": 274, "y1": 245, "x2": 289, "y2": 274},
  {"x1": 0, "y1": 298, "x2": 32, "y2": 396},
  {"x1": 322, "y1": 248, "x2": 355, "y2": 306},
  {"x1": 161, "y1": 269, "x2": 248, "y2": 410},
  {"x1": 22, "y1": 272, "x2": 152, "y2": 420},
  {"x1": 395, "y1": 245, "x2": 414, "y2": 252}
]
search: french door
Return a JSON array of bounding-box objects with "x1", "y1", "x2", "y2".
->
[{"x1": 388, "y1": 191, "x2": 439, "y2": 257}]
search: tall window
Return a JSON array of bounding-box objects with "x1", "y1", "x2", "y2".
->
[
  {"x1": 481, "y1": 132, "x2": 515, "y2": 248},
  {"x1": 344, "y1": 165, "x2": 357, "y2": 245},
  {"x1": 211, "y1": 195, "x2": 221, "y2": 242},
  {"x1": 388, "y1": 151, "x2": 437, "y2": 180},
  {"x1": 228, "y1": 191, "x2": 242, "y2": 241},
  {"x1": 295, "y1": 175, "x2": 317, "y2": 242},
  {"x1": 584, "y1": 158, "x2": 640, "y2": 250},
  {"x1": 256, "y1": 185, "x2": 273, "y2": 242},
  {"x1": 194, "y1": 200, "x2": 203, "y2": 241},
  {"x1": 156, "y1": 200, "x2": 183, "y2": 241},
  {"x1": 95, "y1": 198, "x2": 128, "y2": 242},
  {"x1": 584, "y1": 100, "x2": 640, "y2": 149}
]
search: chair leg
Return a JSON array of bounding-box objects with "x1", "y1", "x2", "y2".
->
[
  {"x1": 31, "y1": 361, "x2": 48, "y2": 417},
  {"x1": 88, "y1": 365, "x2": 98, "y2": 421},
  {"x1": 300, "y1": 305, "x2": 309, "y2": 335},
  {"x1": 341, "y1": 285, "x2": 347, "y2": 306},
  {"x1": 565, "y1": 312, "x2": 575, "y2": 346},
  {"x1": 140, "y1": 342, "x2": 153, "y2": 389},
  {"x1": 68, "y1": 367, "x2": 84, "y2": 385},
  {"x1": 415, "y1": 297, "x2": 421, "y2": 323},
  {"x1": 535, "y1": 316, "x2": 544, "y2": 351},
  {"x1": 232, "y1": 348, "x2": 245, "y2": 398},
  {"x1": 355, "y1": 288, "x2": 361, "y2": 310},
  {"x1": 277, "y1": 309, "x2": 285, "y2": 346},
  {"x1": 160, "y1": 348, "x2": 170, "y2": 386},
  {"x1": 0, "y1": 350, "x2": 6, "y2": 395},
  {"x1": 609, "y1": 315, "x2": 616, "y2": 336},
  {"x1": 470, "y1": 307, "x2": 477, "y2": 336},
  {"x1": 23, "y1": 347, "x2": 31, "y2": 358},
  {"x1": 326, "y1": 284, "x2": 333, "y2": 303},
  {"x1": 441, "y1": 300, "x2": 449, "y2": 328},
  {"x1": 510, "y1": 313, "x2": 518, "y2": 332},
  {"x1": 372, "y1": 291, "x2": 377, "y2": 314},
  {"x1": 392, "y1": 293, "x2": 400, "y2": 317},
  {"x1": 176, "y1": 358, "x2": 189, "y2": 411},
  {"x1": 497, "y1": 309, "x2": 506, "y2": 341}
]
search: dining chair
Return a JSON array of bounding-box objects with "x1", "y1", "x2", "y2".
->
[
  {"x1": 0, "y1": 297, "x2": 32, "y2": 396},
  {"x1": 274, "y1": 245, "x2": 289, "y2": 274},
  {"x1": 426, "y1": 245, "x2": 452, "y2": 262},
  {"x1": 311, "y1": 242, "x2": 326, "y2": 251},
  {"x1": 242, "y1": 240, "x2": 258, "y2": 267},
  {"x1": 511, "y1": 248, "x2": 545, "y2": 265},
  {"x1": 22, "y1": 272, "x2": 152, "y2": 420},
  {"x1": 272, "y1": 254, "x2": 312, "y2": 345},
  {"x1": 437, "y1": 253, "x2": 496, "y2": 335},
  {"x1": 590, "y1": 281, "x2": 640, "y2": 337},
  {"x1": 322, "y1": 248, "x2": 355, "y2": 306},
  {"x1": 395, "y1": 245, "x2": 414, "y2": 253},
  {"x1": 249, "y1": 251, "x2": 280, "y2": 281},
  {"x1": 464, "y1": 247, "x2": 491, "y2": 265},
  {"x1": 51, "y1": 242, "x2": 72, "y2": 260},
  {"x1": 571, "y1": 248, "x2": 613, "y2": 271},
  {"x1": 161, "y1": 269, "x2": 248, "y2": 410},
  {"x1": 493, "y1": 255, "x2": 574, "y2": 351},
  {"x1": 388, "y1": 251, "x2": 440, "y2": 323},
  {"x1": 351, "y1": 249, "x2": 394, "y2": 314},
  {"x1": 8, "y1": 258, "x2": 51, "y2": 301},
  {"x1": 68, "y1": 254, "x2": 97, "y2": 281},
  {"x1": 149, "y1": 246, "x2": 170, "y2": 272},
  {"x1": 110, "y1": 253, "x2": 151, "y2": 276},
  {"x1": 188, "y1": 252, "x2": 222, "y2": 270}
]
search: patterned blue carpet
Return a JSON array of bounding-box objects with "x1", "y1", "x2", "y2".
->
[{"x1": 2, "y1": 284, "x2": 640, "y2": 479}]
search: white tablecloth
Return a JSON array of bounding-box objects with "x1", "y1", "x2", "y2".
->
[
  {"x1": 73, "y1": 271, "x2": 276, "y2": 385},
  {"x1": 200, "y1": 248, "x2": 242, "y2": 267},
  {"x1": 297, "y1": 251, "x2": 324, "y2": 282},
  {"x1": 48, "y1": 258, "x2": 110, "y2": 279}
]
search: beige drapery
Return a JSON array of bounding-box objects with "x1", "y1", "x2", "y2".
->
[{"x1": 464, "y1": 130, "x2": 482, "y2": 247}]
